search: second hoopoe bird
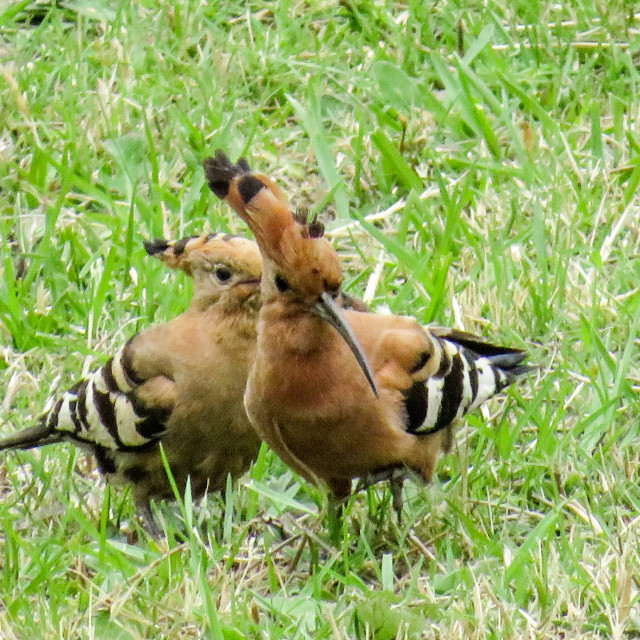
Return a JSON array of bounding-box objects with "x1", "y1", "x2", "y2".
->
[
  {"x1": 204, "y1": 151, "x2": 532, "y2": 514},
  {"x1": 0, "y1": 233, "x2": 263, "y2": 536}
]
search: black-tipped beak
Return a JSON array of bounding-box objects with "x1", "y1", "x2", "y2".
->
[{"x1": 313, "y1": 292, "x2": 378, "y2": 397}]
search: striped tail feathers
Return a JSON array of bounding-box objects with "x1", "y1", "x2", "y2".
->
[
  {"x1": 408, "y1": 328, "x2": 533, "y2": 436},
  {"x1": 429, "y1": 326, "x2": 528, "y2": 360},
  {"x1": 429, "y1": 326, "x2": 534, "y2": 384}
]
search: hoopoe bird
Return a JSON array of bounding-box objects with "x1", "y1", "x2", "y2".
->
[
  {"x1": 204, "y1": 151, "x2": 532, "y2": 514},
  {"x1": 0, "y1": 233, "x2": 263, "y2": 536}
]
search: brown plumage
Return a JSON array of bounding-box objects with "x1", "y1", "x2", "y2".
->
[
  {"x1": 204, "y1": 151, "x2": 532, "y2": 511},
  {"x1": 0, "y1": 233, "x2": 263, "y2": 536}
]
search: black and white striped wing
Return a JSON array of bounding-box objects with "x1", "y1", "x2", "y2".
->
[{"x1": 40, "y1": 345, "x2": 171, "y2": 451}]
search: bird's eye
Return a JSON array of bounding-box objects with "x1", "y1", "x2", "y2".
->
[
  {"x1": 214, "y1": 267, "x2": 233, "y2": 283},
  {"x1": 274, "y1": 274, "x2": 290, "y2": 293}
]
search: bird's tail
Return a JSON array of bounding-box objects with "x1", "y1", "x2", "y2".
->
[
  {"x1": 0, "y1": 419, "x2": 61, "y2": 452},
  {"x1": 411, "y1": 327, "x2": 534, "y2": 435},
  {"x1": 430, "y1": 327, "x2": 535, "y2": 384}
]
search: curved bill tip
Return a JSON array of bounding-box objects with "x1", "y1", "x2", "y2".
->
[{"x1": 314, "y1": 292, "x2": 379, "y2": 397}]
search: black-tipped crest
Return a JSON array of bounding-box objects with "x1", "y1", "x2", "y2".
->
[
  {"x1": 293, "y1": 208, "x2": 325, "y2": 239},
  {"x1": 293, "y1": 208, "x2": 309, "y2": 225},
  {"x1": 238, "y1": 175, "x2": 265, "y2": 204},
  {"x1": 144, "y1": 239, "x2": 170, "y2": 256},
  {"x1": 308, "y1": 218, "x2": 325, "y2": 239},
  {"x1": 203, "y1": 149, "x2": 252, "y2": 199},
  {"x1": 171, "y1": 236, "x2": 195, "y2": 256}
]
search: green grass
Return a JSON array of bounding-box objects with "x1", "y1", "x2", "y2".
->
[{"x1": 1, "y1": 0, "x2": 640, "y2": 637}]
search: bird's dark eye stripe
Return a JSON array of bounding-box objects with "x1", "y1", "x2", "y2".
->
[{"x1": 275, "y1": 275, "x2": 290, "y2": 293}]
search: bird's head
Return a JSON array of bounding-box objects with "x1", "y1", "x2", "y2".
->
[
  {"x1": 144, "y1": 233, "x2": 263, "y2": 311},
  {"x1": 204, "y1": 150, "x2": 378, "y2": 395}
]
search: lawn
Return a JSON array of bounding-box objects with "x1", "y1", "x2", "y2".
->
[{"x1": 1, "y1": 1, "x2": 639, "y2": 638}]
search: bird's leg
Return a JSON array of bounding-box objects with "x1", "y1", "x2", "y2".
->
[
  {"x1": 136, "y1": 499, "x2": 164, "y2": 539},
  {"x1": 389, "y1": 474, "x2": 404, "y2": 524},
  {"x1": 355, "y1": 467, "x2": 409, "y2": 493},
  {"x1": 327, "y1": 494, "x2": 345, "y2": 545},
  {"x1": 356, "y1": 468, "x2": 410, "y2": 524},
  {"x1": 326, "y1": 478, "x2": 350, "y2": 545}
]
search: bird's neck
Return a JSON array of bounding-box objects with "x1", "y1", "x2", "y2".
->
[
  {"x1": 258, "y1": 299, "x2": 336, "y2": 357},
  {"x1": 252, "y1": 299, "x2": 353, "y2": 413},
  {"x1": 189, "y1": 295, "x2": 259, "y2": 340}
]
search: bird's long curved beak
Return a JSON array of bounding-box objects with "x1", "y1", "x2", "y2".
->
[
  {"x1": 313, "y1": 292, "x2": 378, "y2": 397},
  {"x1": 235, "y1": 277, "x2": 262, "y2": 286}
]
